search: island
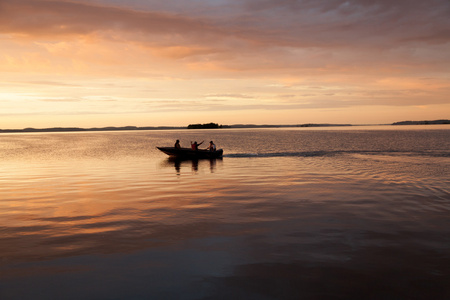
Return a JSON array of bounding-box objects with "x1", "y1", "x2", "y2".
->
[
  {"x1": 187, "y1": 123, "x2": 228, "y2": 129},
  {"x1": 392, "y1": 119, "x2": 450, "y2": 125}
]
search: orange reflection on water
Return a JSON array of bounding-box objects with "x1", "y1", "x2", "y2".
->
[{"x1": 0, "y1": 156, "x2": 237, "y2": 265}]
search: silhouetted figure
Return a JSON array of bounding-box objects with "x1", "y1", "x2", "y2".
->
[
  {"x1": 190, "y1": 140, "x2": 204, "y2": 150},
  {"x1": 174, "y1": 139, "x2": 181, "y2": 149},
  {"x1": 207, "y1": 141, "x2": 216, "y2": 152}
]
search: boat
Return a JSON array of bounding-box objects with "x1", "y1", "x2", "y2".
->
[{"x1": 156, "y1": 147, "x2": 224, "y2": 159}]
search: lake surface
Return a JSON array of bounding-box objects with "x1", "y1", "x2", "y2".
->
[{"x1": 0, "y1": 126, "x2": 449, "y2": 299}]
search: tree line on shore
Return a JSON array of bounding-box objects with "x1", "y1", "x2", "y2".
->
[{"x1": 187, "y1": 123, "x2": 228, "y2": 129}]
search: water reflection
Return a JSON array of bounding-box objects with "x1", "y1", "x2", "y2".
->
[
  {"x1": 165, "y1": 157, "x2": 223, "y2": 175},
  {"x1": 1, "y1": 129, "x2": 449, "y2": 300}
]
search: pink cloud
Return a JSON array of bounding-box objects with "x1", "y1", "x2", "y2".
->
[
  {"x1": 3, "y1": 0, "x2": 449, "y2": 48},
  {"x1": 0, "y1": 0, "x2": 220, "y2": 42}
]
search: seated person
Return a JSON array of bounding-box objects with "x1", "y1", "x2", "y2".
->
[
  {"x1": 207, "y1": 141, "x2": 216, "y2": 152},
  {"x1": 174, "y1": 139, "x2": 181, "y2": 149}
]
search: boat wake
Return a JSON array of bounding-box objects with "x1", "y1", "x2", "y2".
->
[
  {"x1": 224, "y1": 150, "x2": 450, "y2": 158},
  {"x1": 225, "y1": 151, "x2": 336, "y2": 158}
]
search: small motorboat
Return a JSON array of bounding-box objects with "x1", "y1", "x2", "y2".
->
[{"x1": 157, "y1": 147, "x2": 224, "y2": 159}]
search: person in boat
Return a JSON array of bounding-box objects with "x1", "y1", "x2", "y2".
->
[
  {"x1": 191, "y1": 140, "x2": 204, "y2": 150},
  {"x1": 207, "y1": 140, "x2": 216, "y2": 152},
  {"x1": 174, "y1": 139, "x2": 181, "y2": 149}
]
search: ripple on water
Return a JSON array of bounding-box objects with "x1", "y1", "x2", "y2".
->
[{"x1": 0, "y1": 129, "x2": 449, "y2": 299}]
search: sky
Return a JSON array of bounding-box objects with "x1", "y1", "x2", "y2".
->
[{"x1": 0, "y1": 0, "x2": 449, "y2": 128}]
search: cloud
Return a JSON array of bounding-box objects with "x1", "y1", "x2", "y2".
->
[
  {"x1": 39, "y1": 97, "x2": 82, "y2": 102},
  {"x1": 3, "y1": 0, "x2": 449, "y2": 49},
  {"x1": 24, "y1": 80, "x2": 81, "y2": 87},
  {"x1": 0, "y1": 0, "x2": 449, "y2": 126},
  {"x1": 205, "y1": 94, "x2": 254, "y2": 99},
  {"x1": 0, "y1": 0, "x2": 212, "y2": 37}
]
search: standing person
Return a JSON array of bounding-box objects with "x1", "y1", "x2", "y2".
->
[
  {"x1": 207, "y1": 141, "x2": 216, "y2": 152},
  {"x1": 190, "y1": 140, "x2": 204, "y2": 150},
  {"x1": 174, "y1": 139, "x2": 181, "y2": 149}
]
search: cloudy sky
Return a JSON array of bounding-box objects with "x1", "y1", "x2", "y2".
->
[{"x1": 1, "y1": 0, "x2": 449, "y2": 128}]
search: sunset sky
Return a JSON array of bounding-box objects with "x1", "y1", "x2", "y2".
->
[{"x1": 1, "y1": 0, "x2": 449, "y2": 128}]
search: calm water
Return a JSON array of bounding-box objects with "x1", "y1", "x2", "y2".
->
[{"x1": 0, "y1": 126, "x2": 449, "y2": 299}]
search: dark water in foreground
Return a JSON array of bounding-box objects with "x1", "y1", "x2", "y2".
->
[{"x1": 0, "y1": 126, "x2": 449, "y2": 299}]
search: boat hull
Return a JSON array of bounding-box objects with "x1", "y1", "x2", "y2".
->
[{"x1": 157, "y1": 147, "x2": 223, "y2": 159}]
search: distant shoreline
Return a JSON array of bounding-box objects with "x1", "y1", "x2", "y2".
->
[
  {"x1": 392, "y1": 119, "x2": 450, "y2": 125},
  {"x1": 0, "y1": 120, "x2": 448, "y2": 133},
  {"x1": 0, "y1": 126, "x2": 185, "y2": 134},
  {"x1": 0, "y1": 124, "x2": 355, "y2": 133}
]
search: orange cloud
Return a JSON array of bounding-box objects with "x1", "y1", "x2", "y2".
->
[{"x1": 0, "y1": 0, "x2": 449, "y2": 127}]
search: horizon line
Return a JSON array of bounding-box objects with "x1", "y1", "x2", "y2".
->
[{"x1": 1, "y1": 119, "x2": 449, "y2": 133}]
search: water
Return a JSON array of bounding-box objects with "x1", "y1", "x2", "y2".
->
[{"x1": 0, "y1": 126, "x2": 449, "y2": 299}]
